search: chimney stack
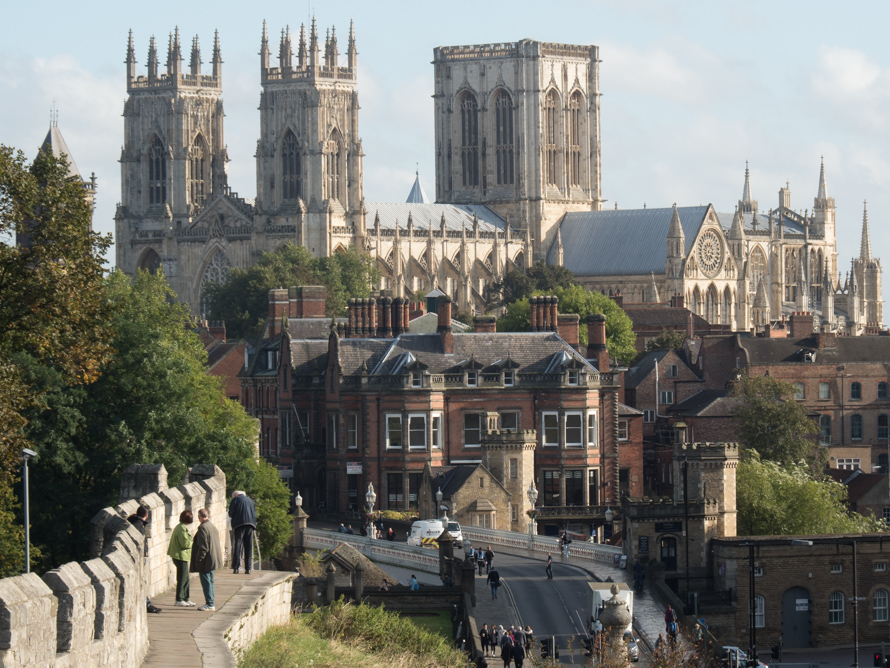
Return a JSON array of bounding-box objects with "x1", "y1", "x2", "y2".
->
[
  {"x1": 473, "y1": 315, "x2": 497, "y2": 333},
  {"x1": 586, "y1": 313, "x2": 610, "y2": 372},
  {"x1": 438, "y1": 296, "x2": 453, "y2": 354},
  {"x1": 789, "y1": 311, "x2": 815, "y2": 339},
  {"x1": 548, "y1": 296, "x2": 558, "y2": 332},
  {"x1": 557, "y1": 313, "x2": 580, "y2": 349},
  {"x1": 530, "y1": 296, "x2": 540, "y2": 331},
  {"x1": 267, "y1": 288, "x2": 289, "y2": 339},
  {"x1": 382, "y1": 297, "x2": 393, "y2": 337}
]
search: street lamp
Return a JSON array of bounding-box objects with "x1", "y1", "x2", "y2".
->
[
  {"x1": 739, "y1": 541, "x2": 757, "y2": 665},
  {"x1": 365, "y1": 483, "x2": 377, "y2": 539},
  {"x1": 294, "y1": 489, "x2": 303, "y2": 511},
  {"x1": 527, "y1": 481, "x2": 538, "y2": 538},
  {"x1": 22, "y1": 449, "x2": 37, "y2": 574},
  {"x1": 840, "y1": 539, "x2": 860, "y2": 668},
  {"x1": 604, "y1": 507, "x2": 614, "y2": 545},
  {"x1": 436, "y1": 487, "x2": 448, "y2": 521}
]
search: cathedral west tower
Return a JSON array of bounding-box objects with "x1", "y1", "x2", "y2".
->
[{"x1": 433, "y1": 40, "x2": 602, "y2": 261}]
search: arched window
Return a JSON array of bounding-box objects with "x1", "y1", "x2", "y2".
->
[
  {"x1": 750, "y1": 247, "x2": 767, "y2": 293},
  {"x1": 793, "y1": 382, "x2": 805, "y2": 400},
  {"x1": 139, "y1": 248, "x2": 162, "y2": 275},
  {"x1": 327, "y1": 129, "x2": 342, "y2": 202},
  {"x1": 568, "y1": 92, "x2": 583, "y2": 186},
  {"x1": 819, "y1": 415, "x2": 832, "y2": 444},
  {"x1": 722, "y1": 286, "x2": 732, "y2": 325},
  {"x1": 281, "y1": 130, "x2": 302, "y2": 201},
  {"x1": 851, "y1": 382, "x2": 862, "y2": 401},
  {"x1": 874, "y1": 589, "x2": 889, "y2": 622},
  {"x1": 753, "y1": 594, "x2": 765, "y2": 628},
  {"x1": 879, "y1": 382, "x2": 888, "y2": 400},
  {"x1": 706, "y1": 285, "x2": 719, "y2": 323},
  {"x1": 460, "y1": 92, "x2": 479, "y2": 187},
  {"x1": 544, "y1": 90, "x2": 559, "y2": 186},
  {"x1": 878, "y1": 415, "x2": 889, "y2": 441},
  {"x1": 494, "y1": 90, "x2": 514, "y2": 185},
  {"x1": 189, "y1": 135, "x2": 208, "y2": 206},
  {"x1": 199, "y1": 249, "x2": 232, "y2": 317},
  {"x1": 851, "y1": 414, "x2": 863, "y2": 440},
  {"x1": 829, "y1": 591, "x2": 845, "y2": 624},
  {"x1": 148, "y1": 136, "x2": 167, "y2": 205}
]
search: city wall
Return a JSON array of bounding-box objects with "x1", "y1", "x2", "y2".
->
[{"x1": 0, "y1": 463, "x2": 226, "y2": 668}]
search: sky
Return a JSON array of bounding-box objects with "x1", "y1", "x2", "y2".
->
[{"x1": 2, "y1": 0, "x2": 889, "y2": 303}]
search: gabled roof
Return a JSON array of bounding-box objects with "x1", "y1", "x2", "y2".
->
[
  {"x1": 668, "y1": 390, "x2": 738, "y2": 417},
  {"x1": 824, "y1": 469, "x2": 886, "y2": 505},
  {"x1": 739, "y1": 335, "x2": 890, "y2": 365},
  {"x1": 405, "y1": 171, "x2": 430, "y2": 204},
  {"x1": 325, "y1": 542, "x2": 399, "y2": 587},
  {"x1": 624, "y1": 350, "x2": 695, "y2": 389},
  {"x1": 366, "y1": 202, "x2": 509, "y2": 234},
  {"x1": 623, "y1": 304, "x2": 709, "y2": 329},
  {"x1": 618, "y1": 402, "x2": 644, "y2": 416},
  {"x1": 38, "y1": 126, "x2": 82, "y2": 179}
]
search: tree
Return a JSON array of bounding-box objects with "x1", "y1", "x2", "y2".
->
[
  {"x1": 646, "y1": 328, "x2": 687, "y2": 353},
  {"x1": 204, "y1": 243, "x2": 378, "y2": 339},
  {"x1": 488, "y1": 261, "x2": 577, "y2": 310},
  {"x1": 497, "y1": 285, "x2": 637, "y2": 364},
  {"x1": 737, "y1": 453, "x2": 886, "y2": 536},
  {"x1": 731, "y1": 374, "x2": 822, "y2": 468},
  {"x1": 0, "y1": 145, "x2": 112, "y2": 572}
]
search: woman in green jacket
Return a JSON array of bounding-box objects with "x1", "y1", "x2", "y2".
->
[{"x1": 167, "y1": 510, "x2": 194, "y2": 607}]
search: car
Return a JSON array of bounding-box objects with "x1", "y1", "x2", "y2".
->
[
  {"x1": 445, "y1": 520, "x2": 463, "y2": 548},
  {"x1": 721, "y1": 646, "x2": 768, "y2": 668},
  {"x1": 624, "y1": 632, "x2": 640, "y2": 662}
]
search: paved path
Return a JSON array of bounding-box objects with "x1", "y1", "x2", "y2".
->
[{"x1": 143, "y1": 570, "x2": 263, "y2": 666}]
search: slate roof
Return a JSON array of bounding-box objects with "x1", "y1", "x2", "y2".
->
[
  {"x1": 715, "y1": 211, "x2": 805, "y2": 237},
  {"x1": 824, "y1": 469, "x2": 886, "y2": 504},
  {"x1": 739, "y1": 335, "x2": 890, "y2": 365},
  {"x1": 667, "y1": 390, "x2": 736, "y2": 417},
  {"x1": 618, "y1": 403, "x2": 644, "y2": 416},
  {"x1": 288, "y1": 317, "x2": 344, "y2": 340},
  {"x1": 407, "y1": 312, "x2": 471, "y2": 334},
  {"x1": 366, "y1": 202, "x2": 510, "y2": 234},
  {"x1": 38, "y1": 126, "x2": 82, "y2": 179},
  {"x1": 430, "y1": 466, "x2": 478, "y2": 498},
  {"x1": 623, "y1": 305, "x2": 709, "y2": 330},
  {"x1": 625, "y1": 350, "x2": 671, "y2": 389},
  {"x1": 405, "y1": 171, "x2": 431, "y2": 204},
  {"x1": 325, "y1": 542, "x2": 399, "y2": 587}
]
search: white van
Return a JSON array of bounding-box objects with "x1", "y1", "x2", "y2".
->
[{"x1": 407, "y1": 519, "x2": 464, "y2": 549}]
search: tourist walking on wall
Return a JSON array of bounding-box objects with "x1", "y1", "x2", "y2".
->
[
  {"x1": 229, "y1": 490, "x2": 257, "y2": 574},
  {"x1": 128, "y1": 505, "x2": 162, "y2": 613},
  {"x1": 484, "y1": 546, "x2": 494, "y2": 574},
  {"x1": 167, "y1": 510, "x2": 194, "y2": 607},
  {"x1": 477, "y1": 549, "x2": 486, "y2": 576},
  {"x1": 512, "y1": 639, "x2": 526, "y2": 668},
  {"x1": 480, "y1": 623, "x2": 490, "y2": 657},
  {"x1": 487, "y1": 567, "x2": 501, "y2": 599},
  {"x1": 561, "y1": 531, "x2": 572, "y2": 558},
  {"x1": 190, "y1": 508, "x2": 223, "y2": 611},
  {"x1": 545, "y1": 552, "x2": 553, "y2": 579}
]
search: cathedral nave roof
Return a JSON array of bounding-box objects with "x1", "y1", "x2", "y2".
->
[{"x1": 366, "y1": 202, "x2": 511, "y2": 234}]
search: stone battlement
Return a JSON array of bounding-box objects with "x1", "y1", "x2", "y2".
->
[{"x1": 0, "y1": 463, "x2": 226, "y2": 668}]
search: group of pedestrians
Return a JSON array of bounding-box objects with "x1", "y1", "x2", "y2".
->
[
  {"x1": 478, "y1": 623, "x2": 534, "y2": 667},
  {"x1": 472, "y1": 545, "x2": 495, "y2": 575}
]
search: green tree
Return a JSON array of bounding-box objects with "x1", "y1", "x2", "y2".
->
[
  {"x1": 497, "y1": 285, "x2": 637, "y2": 364},
  {"x1": 238, "y1": 459, "x2": 293, "y2": 560},
  {"x1": 737, "y1": 453, "x2": 886, "y2": 536},
  {"x1": 731, "y1": 374, "x2": 822, "y2": 468},
  {"x1": 646, "y1": 328, "x2": 687, "y2": 353},
  {"x1": 488, "y1": 261, "x2": 577, "y2": 309},
  {"x1": 204, "y1": 243, "x2": 378, "y2": 339}
]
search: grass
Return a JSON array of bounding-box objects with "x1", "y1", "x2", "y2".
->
[
  {"x1": 402, "y1": 610, "x2": 453, "y2": 641},
  {"x1": 238, "y1": 598, "x2": 466, "y2": 668}
]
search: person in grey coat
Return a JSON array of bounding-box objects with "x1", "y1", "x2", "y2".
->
[
  {"x1": 190, "y1": 508, "x2": 224, "y2": 611},
  {"x1": 228, "y1": 490, "x2": 257, "y2": 574}
]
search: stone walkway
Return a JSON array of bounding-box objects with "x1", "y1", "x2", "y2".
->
[{"x1": 143, "y1": 570, "x2": 263, "y2": 666}]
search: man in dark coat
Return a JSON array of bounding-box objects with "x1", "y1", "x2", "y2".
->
[
  {"x1": 127, "y1": 505, "x2": 162, "y2": 613},
  {"x1": 190, "y1": 508, "x2": 224, "y2": 611},
  {"x1": 228, "y1": 490, "x2": 257, "y2": 574}
]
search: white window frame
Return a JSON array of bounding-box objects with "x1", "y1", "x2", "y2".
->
[
  {"x1": 643, "y1": 410, "x2": 655, "y2": 423},
  {"x1": 346, "y1": 413, "x2": 358, "y2": 449},
  {"x1": 754, "y1": 594, "x2": 765, "y2": 628},
  {"x1": 829, "y1": 591, "x2": 845, "y2": 624},
  {"x1": 565, "y1": 411, "x2": 584, "y2": 447},
  {"x1": 542, "y1": 412, "x2": 560, "y2": 447},
  {"x1": 466, "y1": 371, "x2": 478, "y2": 387},
  {"x1": 568, "y1": 369, "x2": 580, "y2": 386},
  {"x1": 875, "y1": 562, "x2": 888, "y2": 573},
  {"x1": 793, "y1": 382, "x2": 805, "y2": 400},
  {"x1": 617, "y1": 419, "x2": 629, "y2": 441},
  {"x1": 504, "y1": 370, "x2": 514, "y2": 387},
  {"x1": 463, "y1": 413, "x2": 482, "y2": 448},
  {"x1": 660, "y1": 390, "x2": 674, "y2": 405},
  {"x1": 408, "y1": 413, "x2": 427, "y2": 449},
  {"x1": 587, "y1": 412, "x2": 598, "y2": 446},
  {"x1": 819, "y1": 382, "x2": 830, "y2": 400},
  {"x1": 874, "y1": 589, "x2": 889, "y2": 622},
  {"x1": 830, "y1": 563, "x2": 843, "y2": 574},
  {"x1": 385, "y1": 414, "x2": 403, "y2": 449},
  {"x1": 431, "y1": 413, "x2": 442, "y2": 449},
  {"x1": 412, "y1": 371, "x2": 423, "y2": 388}
]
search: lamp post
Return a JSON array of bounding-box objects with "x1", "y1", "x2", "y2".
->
[
  {"x1": 739, "y1": 541, "x2": 757, "y2": 666},
  {"x1": 527, "y1": 481, "x2": 538, "y2": 540},
  {"x1": 604, "y1": 506, "x2": 614, "y2": 545},
  {"x1": 21, "y1": 449, "x2": 36, "y2": 574},
  {"x1": 294, "y1": 489, "x2": 303, "y2": 511},
  {"x1": 365, "y1": 483, "x2": 377, "y2": 539},
  {"x1": 840, "y1": 539, "x2": 860, "y2": 668},
  {"x1": 436, "y1": 486, "x2": 447, "y2": 521}
]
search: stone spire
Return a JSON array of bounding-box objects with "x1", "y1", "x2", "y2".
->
[
  {"x1": 279, "y1": 26, "x2": 292, "y2": 70},
  {"x1": 555, "y1": 225, "x2": 564, "y2": 266},
  {"x1": 324, "y1": 28, "x2": 331, "y2": 67},
  {"x1": 860, "y1": 200, "x2": 872, "y2": 261},
  {"x1": 740, "y1": 161, "x2": 757, "y2": 213},
  {"x1": 309, "y1": 17, "x2": 319, "y2": 70},
  {"x1": 126, "y1": 30, "x2": 137, "y2": 83},
  {"x1": 260, "y1": 20, "x2": 270, "y2": 70},
  {"x1": 298, "y1": 24, "x2": 306, "y2": 67},
  {"x1": 189, "y1": 35, "x2": 201, "y2": 75},
  {"x1": 817, "y1": 156, "x2": 828, "y2": 200},
  {"x1": 347, "y1": 19, "x2": 357, "y2": 70},
  {"x1": 167, "y1": 27, "x2": 182, "y2": 77},
  {"x1": 667, "y1": 203, "x2": 685, "y2": 252},
  {"x1": 212, "y1": 30, "x2": 222, "y2": 80},
  {"x1": 147, "y1": 35, "x2": 158, "y2": 80},
  {"x1": 648, "y1": 272, "x2": 660, "y2": 303},
  {"x1": 330, "y1": 26, "x2": 339, "y2": 68}
]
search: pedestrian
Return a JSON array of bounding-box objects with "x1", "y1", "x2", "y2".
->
[
  {"x1": 523, "y1": 625, "x2": 533, "y2": 652},
  {"x1": 346, "y1": 524, "x2": 355, "y2": 535},
  {"x1": 668, "y1": 617, "x2": 679, "y2": 646},
  {"x1": 545, "y1": 552, "x2": 553, "y2": 579},
  {"x1": 229, "y1": 490, "x2": 257, "y2": 574},
  {"x1": 375, "y1": 529, "x2": 383, "y2": 539},
  {"x1": 515, "y1": 624, "x2": 526, "y2": 649},
  {"x1": 664, "y1": 604, "x2": 677, "y2": 633},
  {"x1": 561, "y1": 531, "x2": 572, "y2": 558},
  {"x1": 480, "y1": 623, "x2": 490, "y2": 657},
  {"x1": 338, "y1": 523, "x2": 347, "y2": 533},
  {"x1": 167, "y1": 509, "x2": 194, "y2": 607},
  {"x1": 477, "y1": 549, "x2": 486, "y2": 576},
  {"x1": 386, "y1": 527, "x2": 395, "y2": 541},
  {"x1": 655, "y1": 633, "x2": 665, "y2": 652},
  {"x1": 693, "y1": 622, "x2": 703, "y2": 647},
  {"x1": 128, "y1": 505, "x2": 162, "y2": 614},
  {"x1": 495, "y1": 625, "x2": 505, "y2": 647},
  {"x1": 500, "y1": 633, "x2": 513, "y2": 668},
  {"x1": 409, "y1": 574, "x2": 419, "y2": 590},
  {"x1": 492, "y1": 622, "x2": 500, "y2": 656},
  {"x1": 486, "y1": 567, "x2": 500, "y2": 599},
  {"x1": 190, "y1": 508, "x2": 223, "y2": 611},
  {"x1": 512, "y1": 639, "x2": 526, "y2": 668},
  {"x1": 484, "y1": 546, "x2": 494, "y2": 574}
]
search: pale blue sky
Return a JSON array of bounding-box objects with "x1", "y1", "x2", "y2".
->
[{"x1": 2, "y1": 1, "x2": 889, "y2": 302}]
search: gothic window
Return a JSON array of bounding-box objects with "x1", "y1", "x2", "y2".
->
[
  {"x1": 750, "y1": 247, "x2": 767, "y2": 293},
  {"x1": 327, "y1": 129, "x2": 343, "y2": 202},
  {"x1": 189, "y1": 135, "x2": 208, "y2": 206},
  {"x1": 785, "y1": 249, "x2": 799, "y2": 302},
  {"x1": 147, "y1": 136, "x2": 167, "y2": 205},
  {"x1": 139, "y1": 248, "x2": 162, "y2": 274},
  {"x1": 281, "y1": 130, "x2": 302, "y2": 202},
  {"x1": 494, "y1": 90, "x2": 514, "y2": 185},
  {"x1": 706, "y1": 284, "x2": 719, "y2": 323},
  {"x1": 460, "y1": 92, "x2": 479, "y2": 187},
  {"x1": 199, "y1": 249, "x2": 232, "y2": 317},
  {"x1": 568, "y1": 92, "x2": 583, "y2": 186},
  {"x1": 722, "y1": 286, "x2": 732, "y2": 325},
  {"x1": 544, "y1": 89, "x2": 560, "y2": 186}
]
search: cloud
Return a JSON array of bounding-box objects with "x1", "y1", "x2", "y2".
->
[{"x1": 811, "y1": 46, "x2": 881, "y2": 97}]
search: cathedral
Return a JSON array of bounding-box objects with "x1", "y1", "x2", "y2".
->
[{"x1": 113, "y1": 19, "x2": 881, "y2": 333}]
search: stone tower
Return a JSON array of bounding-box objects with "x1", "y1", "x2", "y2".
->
[
  {"x1": 116, "y1": 28, "x2": 226, "y2": 283},
  {"x1": 481, "y1": 415, "x2": 537, "y2": 531},
  {"x1": 255, "y1": 19, "x2": 364, "y2": 257},
  {"x1": 432, "y1": 39, "x2": 602, "y2": 261},
  {"x1": 673, "y1": 442, "x2": 738, "y2": 538}
]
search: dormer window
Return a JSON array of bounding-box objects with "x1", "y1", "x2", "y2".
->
[
  {"x1": 467, "y1": 371, "x2": 478, "y2": 387},
  {"x1": 412, "y1": 372, "x2": 423, "y2": 388},
  {"x1": 568, "y1": 370, "x2": 579, "y2": 386},
  {"x1": 504, "y1": 371, "x2": 514, "y2": 387}
]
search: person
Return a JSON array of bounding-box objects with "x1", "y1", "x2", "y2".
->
[
  {"x1": 693, "y1": 622, "x2": 703, "y2": 647},
  {"x1": 500, "y1": 632, "x2": 513, "y2": 668},
  {"x1": 561, "y1": 531, "x2": 572, "y2": 558},
  {"x1": 167, "y1": 509, "x2": 194, "y2": 607},
  {"x1": 492, "y1": 622, "x2": 501, "y2": 656},
  {"x1": 128, "y1": 505, "x2": 162, "y2": 614},
  {"x1": 468, "y1": 544, "x2": 476, "y2": 560},
  {"x1": 480, "y1": 623, "x2": 490, "y2": 657},
  {"x1": 523, "y1": 625, "x2": 533, "y2": 652},
  {"x1": 484, "y1": 546, "x2": 494, "y2": 574},
  {"x1": 375, "y1": 529, "x2": 383, "y2": 539},
  {"x1": 190, "y1": 508, "x2": 223, "y2": 611},
  {"x1": 512, "y1": 639, "x2": 526, "y2": 668},
  {"x1": 514, "y1": 625, "x2": 526, "y2": 649},
  {"x1": 655, "y1": 633, "x2": 665, "y2": 652},
  {"x1": 668, "y1": 617, "x2": 678, "y2": 646},
  {"x1": 380, "y1": 579, "x2": 389, "y2": 591},
  {"x1": 486, "y1": 567, "x2": 500, "y2": 599},
  {"x1": 386, "y1": 527, "x2": 395, "y2": 541},
  {"x1": 346, "y1": 524, "x2": 355, "y2": 535},
  {"x1": 409, "y1": 574, "x2": 419, "y2": 590},
  {"x1": 664, "y1": 604, "x2": 677, "y2": 632},
  {"x1": 338, "y1": 523, "x2": 347, "y2": 533},
  {"x1": 477, "y1": 549, "x2": 486, "y2": 576},
  {"x1": 360, "y1": 525, "x2": 368, "y2": 537},
  {"x1": 545, "y1": 552, "x2": 553, "y2": 579},
  {"x1": 229, "y1": 490, "x2": 257, "y2": 574}
]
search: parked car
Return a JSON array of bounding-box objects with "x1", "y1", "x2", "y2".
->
[{"x1": 624, "y1": 632, "x2": 639, "y2": 662}]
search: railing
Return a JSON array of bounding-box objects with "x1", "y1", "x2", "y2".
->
[
  {"x1": 536, "y1": 505, "x2": 613, "y2": 519},
  {"x1": 693, "y1": 589, "x2": 734, "y2": 609},
  {"x1": 461, "y1": 525, "x2": 622, "y2": 565},
  {"x1": 302, "y1": 528, "x2": 440, "y2": 574}
]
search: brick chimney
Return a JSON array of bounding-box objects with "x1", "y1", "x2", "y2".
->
[
  {"x1": 473, "y1": 315, "x2": 497, "y2": 333},
  {"x1": 549, "y1": 296, "x2": 558, "y2": 332},
  {"x1": 267, "y1": 288, "x2": 289, "y2": 339},
  {"x1": 789, "y1": 311, "x2": 815, "y2": 339},
  {"x1": 557, "y1": 313, "x2": 580, "y2": 348},
  {"x1": 289, "y1": 285, "x2": 326, "y2": 318},
  {"x1": 670, "y1": 293, "x2": 685, "y2": 309},
  {"x1": 208, "y1": 321, "x2": 226, "y2": 341},
  {"x1": 815, "y1": 331, "x2": 837, "y2": 349},
  {"x1": 368, "y1": 297, "x2": 377, "y2": 337},
  {"x1": 381, "y1": 297, "x2": 393, "y2": 337},
  {"x1": 586, "y1": 313, "x2": 610, "y2": 372},
  {"x1": 611, "y1": 291, "x2": 623, "y2": 308},
  {"x1": 438, "y1": 296, "x2": 453, "y2": 354},
  {"x1": 530, "y1": 296, "x2": 539, "y2": 331}
]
